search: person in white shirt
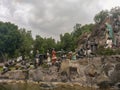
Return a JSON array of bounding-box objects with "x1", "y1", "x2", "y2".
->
[
  {"x1": 105, "y1": 37, "x2": 113, "y2": 48},
  {"x1": 47, "y1": 50, "x2": 51, "y2": 66}
]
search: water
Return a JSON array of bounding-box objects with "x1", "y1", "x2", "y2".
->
[{"x1": 0, "y1": 82, "x2": 111, "y2": 90}]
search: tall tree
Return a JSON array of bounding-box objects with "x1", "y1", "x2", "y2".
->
[
  {"x1": 34, "y1": 35, "x2": 56, "y2": 54},
  {"x1": 60, "y1": 33, "x2": 74, "y2": 51},
  {"x1": 0, "y1": 22, "x2": 22, "y2": 60},
  {"x1": 19, "y1": 28, "x2": 33, "y2": 60}
]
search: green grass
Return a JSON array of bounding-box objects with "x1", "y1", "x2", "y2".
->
[
  {"x1": 96, "y1": 46, "x2": 120, "y2": 56},
  {"x1": 0, "y1": 66, "x2": 3, "y2": 72}
]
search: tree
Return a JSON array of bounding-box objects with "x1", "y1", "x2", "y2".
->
[
  {"x1": 94, "y1": 10, "x2": 109, "y2": 24},
  {"x1": 60, "y1": 33, "x2": 75, "y2": 51},
  {"x1": 43, "y1": 37, "x2": 56, "y2": 52},
  {"x1": 19, "y1": 28, "x2": 33, "y2": 60},
  {"x1": 0, "y1": 22, "x2": 23, "y2": 60},
  {"x1": 33, "y1": 35, "x2": 56, "y2": 55},
  {"x1": 110, "y1": 6, "x2": 120, "y2": 18},
  {"x1": 72, "y1": 23, "x2": 82, "y2": 38},
  {"x1": 72, "y1": 24, "x2": 94, "y2": 46}
]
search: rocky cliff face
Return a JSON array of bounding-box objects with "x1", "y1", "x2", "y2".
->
[
  {"x1": 0, "y1": 55, "x2": 120, "y2": 89},
  {"x1": 77, "y1": 13, "x2": 120, "y2": 49}
]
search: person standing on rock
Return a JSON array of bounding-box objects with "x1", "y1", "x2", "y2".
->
[
  {"x1": 52, "y1": 48, "x2": 57, "y2": 65},
  {"x1": 116, "y1": 34, "x2": 120, "y2": 48},
  {"x1": 34, "y1": 50, "x2": 40, "y2": 68},
  {"x1": 47, "y1": 50, "x2": 51, "y2": 66},
  {"x1": 105, "y1": 37, "x2": 113, "y2": 48}
]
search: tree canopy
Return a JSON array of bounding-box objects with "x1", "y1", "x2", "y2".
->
[{"x1": 0, "y1": 22, "x2": 22, "y2": 59}]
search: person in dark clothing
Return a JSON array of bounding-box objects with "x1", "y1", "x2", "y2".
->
[
  {"x1": 77, "y1": 48, "x2": 85, "y2": 58},
  {"x1": 34, "y1": 50, "x2": 40, "y2": 68}
]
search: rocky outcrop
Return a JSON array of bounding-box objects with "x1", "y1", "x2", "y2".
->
[
  {"x1": 109, "y1": 63, "x2": 120, "y2": 83},
  {"x1": 29, "y1": 66, "x2": 60, "y2": 82},
  {"x1": 0, "y1": 70, "x2": 27, "y2": 80},
  {"x1": 0, "y1": 55, "x2": 120, "y2": 89}
]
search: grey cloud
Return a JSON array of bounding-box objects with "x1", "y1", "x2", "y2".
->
[
  {"x1": 0, "y1": 0, "x2": 118, "y2": 40},
  {"x1": 28, "y1": 0, "x2": 101, "y2": 37}
]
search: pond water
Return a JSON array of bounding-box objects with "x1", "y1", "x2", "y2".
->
[{"x1": 0, "y1": 82, "x2": 113, "y2": 90}]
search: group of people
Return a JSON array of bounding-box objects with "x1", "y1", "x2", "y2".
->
[
  {"x1": 34, "y1": 49, "x2": 58, "y2": 67},
  {"x1": 46, "y1": 49, "x2": 57, "y2": 66},
  {"x1": 77, "y1": 38, "x2": 98, "y2": 59}
]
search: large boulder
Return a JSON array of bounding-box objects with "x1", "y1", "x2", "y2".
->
[
  {"x1": 0, "y1": 70, "x2": 27, "y2": 80},
  {"x1": 29, "y1": 68, "x2": 44, "y2": 82},
  {"x1": 29, "y1": 66, "x2": 59, "y2": 82},
  {"x1": 9, "y1": 70, "x2": 28, "y2": 80},
  {"x1": 109, "y1": 63, "x2": 120, "y2": 83}
]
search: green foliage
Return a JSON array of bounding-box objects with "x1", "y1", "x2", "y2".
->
[
  {"x1": 19, "y1": 28, "x2": 33, "y2": 59},
  {"x1": 55, "y1": 41, "x2": 62, "y2": 51},
  {"x1": 0, "y1": 21, "x2": 23, "y2": 58},
  {"x1": 60, "y1": 33, "x2": 75, "y2": 51},
  {"x1": 0, "y1": 22, "x2": 34, "y2": 60},
  {"x1": 94, "y1": 10, "x2": 109, "y2": 24},
  {"x1": 43, "y1": 37, "x2": 56, "y2": 52},
  {"x1": 72, "y1": 24, "x2": 94, "y2": 46},
  {"x1": 96, "y1": 46, "x2": 120, "y2": 55},
  {"x1": 33, "y1": 35, "x2": 56, "y2": 54},
  {"x1": 80, "y1": 24, "x2": 93, "y2": 33},
  {"x1": 34, "y1": 35, "x2": 44, "y2": 52},
  {"x1": 41, "y1": 63, "x2": 49, "y2": 68},
  {"x1": 110, "y1": 6, "x2": 120, "y2": 18}
]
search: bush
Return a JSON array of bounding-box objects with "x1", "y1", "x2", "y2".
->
[{"x1": 96, "y1": 46, "x2": 120, "y2": 56}]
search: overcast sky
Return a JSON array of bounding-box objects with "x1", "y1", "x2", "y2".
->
[{"x1": 0, "y1": 0, "x2": 120, "y2": 40}]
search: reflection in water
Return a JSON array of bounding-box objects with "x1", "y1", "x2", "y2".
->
[{"x1": 0, "y1": 82, "x2": 112, "y2": 90}]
